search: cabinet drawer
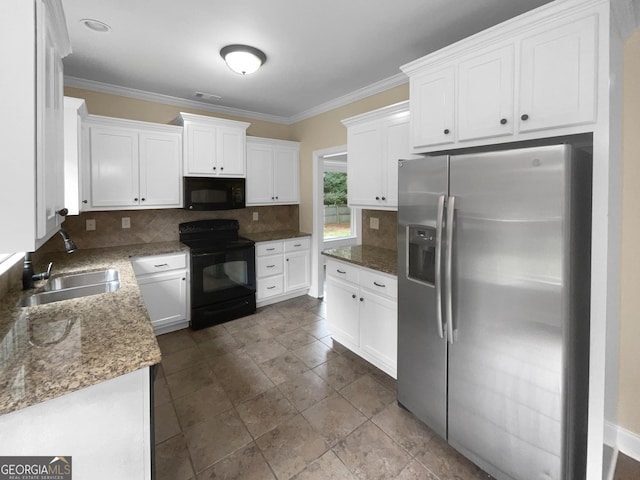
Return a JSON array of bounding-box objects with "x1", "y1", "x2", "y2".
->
[
  {"x1": 257, "y1": 276, "x2": 284, "y2": 299},
  {"x1": 326, "y1": 260, "x2": 359, "y2": 284},
  {"x1": 257, "y1": 255, "x2": 284, "y2": 277},
  {"x1": 256, "y1": 242, "x2": 283, "y2": 256},
  {"x1": 131, "y1": 252, "x2": 187, "y2": 275},
  {"x1": 284, "y1": 237, "x2": 310, "y2": 252},
  {"x1": 360, "y1": 269, "x2": 397, "y2": 299}
]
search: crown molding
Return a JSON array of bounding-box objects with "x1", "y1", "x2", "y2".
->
[
  {"x1": 64, "y1": 76, "x2": 291, "y2": 124},
  {"x1": 286, "y1": 73, "x2": 409, "y2": 124},
  {"x1": 65, "y1": 73, "x2": 408, "y2": 126}
]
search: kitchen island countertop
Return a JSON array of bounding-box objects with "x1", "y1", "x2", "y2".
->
[
  {"x1": 322, "y1": 245, "x2": 397, "y2": 276},
  {"x1": 0, "y1": 241, "x2": 188, "y2": 416}
]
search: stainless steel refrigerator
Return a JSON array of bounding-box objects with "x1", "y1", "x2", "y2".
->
[{"x1": 397, "y1": 143, "x2": 591, "y2": 480}]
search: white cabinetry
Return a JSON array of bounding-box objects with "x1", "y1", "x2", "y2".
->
[
  {"x1": 63, "y1": 97, "x2": 88, "y2": 215},
  {"x1": 175, "y1": 113, "x2": 250, "y2": 177},
  {"x1": 131, "y1": 252, "x2": 190, "y2": 335},
  {"x1": 85, "y1": 116, "x2": 182, "y2": 210},
  {"x1": 246, "y1": 137, "x2": 300, "y2": 205},
  {"x1": 1, "y1": 0, "x2": 71, "y2": 252},
  {"x1": 256, "y1": 236, "x2": 310, "y2": 307},
  {"x1": 325, "y1": 259, "x2": 397, "y2": 378},
  {"x1": 401, "y1": 2, "x2": 602, "y2": 152},
  {"x1": 342, "y1": 101, "x2": 414, "y2": 210}
]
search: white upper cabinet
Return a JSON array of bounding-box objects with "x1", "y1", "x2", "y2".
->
[
  {"x1": 246, "y1": 137, "x2": 300, "y2": 205},
  {"x1": 343, "y1": 101, "x2": 414, "y2": 210},
  {"x1": 518, "y1": 14, "x2": 597, "y2": 133},
  {"x1": 63, "y1": 97, "x2": 88, "y2": 215},
  {"x1": 401, "y1": 0, "x2": 604, "y2": 153},
  {"x1": 410, "y1": 67, "x2": 455, "y2": 149},
  {"x1": 457, "y1": 45, "x2": 514, "y2": 141},
  {"x1": 176, "y1": 113, "x2": 250, "y2": 177},
  {"x1": 86, "y1": 116, "x2": 182, "y2": 210},
  {"x1": 1, "y1": 0, "x2": 71, "y2": 253}
]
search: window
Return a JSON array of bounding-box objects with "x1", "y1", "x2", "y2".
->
[{"x1": 323, "y1": 157, "x2": 356, "y2": 241}]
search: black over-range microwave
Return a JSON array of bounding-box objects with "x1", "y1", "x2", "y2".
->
[{"x1": 183, "y1": 177, "x2": 246, "y2": 211}]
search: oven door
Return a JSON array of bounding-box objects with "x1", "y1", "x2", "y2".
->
[{"x1": 190, "y1": 245, "x2": 256, "y2": 309}]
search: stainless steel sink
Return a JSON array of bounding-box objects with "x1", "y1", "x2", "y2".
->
[
  {"x1": 17, "y1": 269, "x2": 121, "y2": 307},
  {"x1": 44, "y1": 268, "x2": 120, "y2": 291}
]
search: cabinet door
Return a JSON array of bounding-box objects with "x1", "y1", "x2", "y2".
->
[
  {"x1": 246, "y1": 143, "x2": 274, "y2": 204},
  {"x1": 326, "y1": 278, "x2": 360, "y2": 349},
  {"x1": 284, "y1": 250, "x2": 310, "y2": 291},
  {"x1": 136, "y1": 269, "x2": 188, "y2": 332},
  {"x1": 217, "y1": 126, "x2": 246, "y2": 176},
  {"x1": 90, "y1": 126, "x2": 139, "y2": 207},
  {"x1": 410, "y1": 66, "x2": 455, "y2": 150},
  {"x1": 37, "y1": 5, "x2": 65, "y2": 239},
  {"x1": 347, "y1": 122, "x2": 382, "y2": 207},
  {"x1": 518, "y1": 15, "x2": 597, "y2": 133},
  {"x1": 139, "y1": 131, "x2": 182, "y2": 207},
  {"x1": 185, "y1": 123, "x2": 217, "y2": 175},
  {"x1": 457, "y1": 45, "x2": 515, "y2": 141},
  {"x1": 273, "y1": 147, "x2": 299, "y2": 203},
  {"x1": 360, "y1": 290, "x2": 398, "y2": 377},
  {"x1": 381, "y1": 117, "x2": 410, "y2": 209}
]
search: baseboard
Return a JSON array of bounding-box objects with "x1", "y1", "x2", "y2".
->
[{"x1": 605, "y1": 420, "x2": 640, "y2": 462}]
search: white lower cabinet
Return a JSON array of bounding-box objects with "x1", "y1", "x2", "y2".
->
[
  {"x1": 256, "y1": 236, "x2": 311, "y2": 307},
  {"x1": 325, "y1": 259, "x2": 397, "y2": 378},
  {"x1": 131, "y1": 252, "x2": 190, "y2": 334}
]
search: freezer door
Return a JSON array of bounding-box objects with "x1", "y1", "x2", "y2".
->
[
  {"x1": 447, "y1": 145, "x2": 571, "y2": 480},
  {"x1": 397, "y1": 155, "x2": 449, "y2": 439}
]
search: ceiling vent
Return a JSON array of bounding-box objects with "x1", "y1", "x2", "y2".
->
[{"x1": 194, "y1": 92, "x2": 222, "y2": 102}]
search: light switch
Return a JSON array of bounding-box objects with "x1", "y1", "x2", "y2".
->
[
  {"x1": 370, "y1": 217, "x2": 379, "y2": 230},
  {"x1": 122, "y1": 217, "x2": 131, "y2": 229},
  {"x1": 86, "y1": 219, "x2": 96, "y2": 231},
  {"x1": 253, "y1": 211, "x2": 259, "y2": 221}
]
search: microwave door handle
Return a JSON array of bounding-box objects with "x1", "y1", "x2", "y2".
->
[{"x1": 434, "y1": 194, "x2": 446, "y2": 339}]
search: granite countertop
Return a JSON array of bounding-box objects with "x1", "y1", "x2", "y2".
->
[
  {"x1": 322, "y1": 245, "x2": 397, "y2": 276},
  {"x1": 245, "y1": 230, "x2": 311, "y2": 243},
  {"x1": 0, "y1": 241, "x2": 188, "y2": 416}
]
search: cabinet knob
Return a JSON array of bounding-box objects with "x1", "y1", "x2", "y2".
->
[
  {"x1": 500, "y1": 118, "x2": 508, "y2": 125},
  {"x1": 521, "y1": 114, "x2": 529, "y2": 121},
  {"x1": 443, "y1": 129, "x2": 450, "y2": 135},
  {"x1": 220, "y1": 167, "x2": 224, "y2": 171},
  {"x1": 182, "y1": 277, "x2": 186, "y2": 281},
  {"x1": 272, "y1": 196, "x2": 275, "y2": 200},
  {"x1": 352, "y1": 294, "x2": 356, "y2": 299},
  {"x1": 56, "y1": 208, "x2": 69, "y2": 217},
  {"x1": 82, "y1": 200, "x2": 88, "y2": 204},
  {"x1": 375, "y1": 196, "x2": 380, "y2": 200},
  {"x1": 381, "y1": 196, "x2": 386, "y2": 201},
  {"x1": 359, "y1": 297, "x2": 364, "y2": 302},
  {"x1": 275, "y1": 196, "x2": 278, "y2": 200},
  {"x1": 134, "y1": 198, "x2": 139, "y2": 202},
  {"x1": 141, "y1": 198, "x2": 146, "y2": 202},
  {"x1": 213, "y1": 166, "x2": 217, "y2": 170}
]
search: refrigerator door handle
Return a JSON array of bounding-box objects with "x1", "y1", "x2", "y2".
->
[
  {"x1": 435, "y1": 194, "x2": 446, "y2": 339},
  {"x1": 445, "y1": 195, "x2": 455, "y2": 345}
]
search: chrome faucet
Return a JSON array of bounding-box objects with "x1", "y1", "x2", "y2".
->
[{"x1": 22, "y1": 228, "x2": 78, "y2": 290}]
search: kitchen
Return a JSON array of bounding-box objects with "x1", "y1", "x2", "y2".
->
[{"x1": 0, "y1": 0, "x2": 639, "y2": 479}]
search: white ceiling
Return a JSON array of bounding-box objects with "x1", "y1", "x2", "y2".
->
[{"x1": 61, "y1": 0, "x2": 552, "y2": 124}]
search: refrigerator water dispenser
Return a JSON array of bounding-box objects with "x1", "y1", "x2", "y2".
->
[{"x1": 407, "y1": 225, "x2": 436, "y2": 285}]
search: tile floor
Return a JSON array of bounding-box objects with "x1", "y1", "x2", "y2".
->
[{"x1": 153, "y1": 295, "x2": 492, "y2": 480}]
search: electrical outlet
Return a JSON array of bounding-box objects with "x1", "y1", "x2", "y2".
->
[
  {"x1": 86, "y1": 219, "x2": 96, "y2": 231},
  {"x1": 253, "y1": 211, "x2": 259, "y2": 221},
  {"x1": 370, "y1": 217, "x2": 379, "y2": 230},
  {"x1": 121, "y1": 217, "x2": 131, "y2": 229}
]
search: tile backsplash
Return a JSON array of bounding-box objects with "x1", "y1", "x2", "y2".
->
[
  {"x1": 362, "y1": 210, "x2": 398, "y2": 251},
  {"x1": 37, "y1": 205, "x2": 300, "y2": 253}
]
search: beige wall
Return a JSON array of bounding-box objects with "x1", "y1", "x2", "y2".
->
[
  {"x1": 289, "y1": 84, "x2": 409, "y2": 233},
  {"x1": 64, "y1": 87, "x2": 294, "y2": 140},
  {"x1": 618, "y1": 29, "x2": 640, "y2": 435}
]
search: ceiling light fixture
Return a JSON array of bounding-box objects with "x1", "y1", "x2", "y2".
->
[
  {"x1": 80, "y1": 18, "x2": 112, "y2": 33},
  {"x1": 220, "y1": 45, "x2": 266, "y2": 75}
]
